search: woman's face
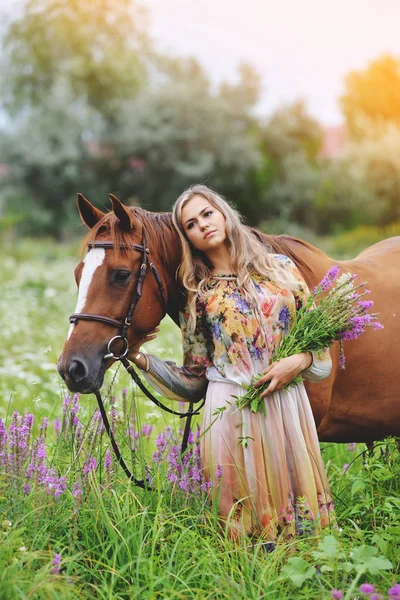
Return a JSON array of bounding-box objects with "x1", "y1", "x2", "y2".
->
[{"x1": 180, "y1": 195, "x2": 227, "y2": 253}]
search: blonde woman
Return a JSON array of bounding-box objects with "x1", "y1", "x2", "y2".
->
[{"x1": 133, "y1": 184, "x2": 334, "y2": 543}]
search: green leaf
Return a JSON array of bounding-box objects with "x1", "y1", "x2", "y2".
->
[
  {"x1": 312, "y1": 535, "x2": 343, "y2": 561},
  {"x1": 351, "y1": 479, "x2": 365, "y2": 496},
  {"x1": 281, "y1": 557, "x2": 316, "y2": 587},
  {"x1": 350, "y1": 545, "x2": 393, "y2": 574},
  {"x1": 250, "y1": 398, "x2": 259, "y2": 413}
]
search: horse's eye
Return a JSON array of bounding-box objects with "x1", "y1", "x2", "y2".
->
[{"x1": 113, "y1": 270, "x2": 131, "y2": 284}]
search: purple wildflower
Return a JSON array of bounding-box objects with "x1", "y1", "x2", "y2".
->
[
  {"x1": 370, "y1": 595, "x2": 383, "y2": 600},
  {"x1": 142, "y1": 424, "x2": 153, "y2": 437},
  {"x1": 51, "y1": 553, "x2": 62, "y2": 574},
  {"x1": 216, "y1": 464, "x2": 223, "y2": 478},
  {"x1": 104, "y1": 449, "x2": 112, "y2": 472},
  {"x1": 330, "y1": 590, "x2": 343, "y2": 599},
  {"x1": 53, "y1": 419, "x2": 61, "y2": 437},
  {"x1": 373, "y1": 322, "x2": 384, "y2": 330},
  {"x1": 358, "y1": 300, "x2": 374, "y2": 311},
  {"x1": 389, "y1": 584, "x2": 400, "y2": 596},
  {"x1": 314, "y1": 266, "x2": 340, "y2": 294},
  {"x1": 347, "y1": 442, "x2": 357, "y2": 452},
  {"x1": 360, "y1": 583, "x2": 375, "y2": 594},
  {"x1": 341, "y1": 463, "x2": 349, "y2": 474},
  {"x1": 62, "y1": 394, "x2": 71, "y2": 412},
  {"x1": 83, "y1": 457, "x2": 97, "y2": 475}
]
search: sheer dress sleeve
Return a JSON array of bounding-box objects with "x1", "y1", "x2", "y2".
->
[{"x1": 139, "y1": 306, "x2": 213, "y2": 403}]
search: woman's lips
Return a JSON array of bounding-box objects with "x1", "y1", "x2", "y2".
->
[{"x1": 204, "y1": 230, "x2": 216, "y2": 239}]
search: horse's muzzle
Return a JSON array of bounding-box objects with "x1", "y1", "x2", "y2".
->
[{"x1": 57, "y1": 354, "x2": 105, "y2": 394}]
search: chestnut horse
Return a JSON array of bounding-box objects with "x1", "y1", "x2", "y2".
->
[{"x1": 58, "y1": 194, "x2": 400, "y2": 443}]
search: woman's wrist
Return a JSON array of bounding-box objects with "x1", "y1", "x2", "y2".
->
[{"x1": 132, "y1": 350, "x2": 150, "y2": 372}]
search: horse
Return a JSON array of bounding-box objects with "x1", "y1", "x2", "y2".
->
[{"x1": 57, "y1": 193, "x2": 400, "y2": 443}]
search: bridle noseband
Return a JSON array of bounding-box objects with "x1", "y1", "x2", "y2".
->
[{"x1": 67, "y1": 232, "x2": 205, "y2": 488}]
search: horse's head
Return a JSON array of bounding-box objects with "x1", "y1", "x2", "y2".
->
[{"x1": 58, "y1": 194, "x2": 181, "y2": 393}]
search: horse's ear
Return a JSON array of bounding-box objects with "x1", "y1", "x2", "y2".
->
[
  {"x1": 77, "y1": 193, "x2": 105, "y2": 229},
  {"x1": 109, "y1": 193, "x2": 137, "y2": 231}
]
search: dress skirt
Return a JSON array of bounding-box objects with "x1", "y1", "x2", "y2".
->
[{"x1": 201, "y1": 380, "x2": 335, "y2": 540}]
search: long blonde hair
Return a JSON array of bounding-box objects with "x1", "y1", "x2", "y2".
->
[{"x1": 172, "y1": 184, "x2": 296, "y2": 332}]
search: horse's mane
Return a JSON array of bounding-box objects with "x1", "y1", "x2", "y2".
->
[
  {"x1": 82, "y1": 207, "x2": 324, "y2": 280},
  {"x1": 83, "y1": 207, "x2": 180, "y2": 267}
]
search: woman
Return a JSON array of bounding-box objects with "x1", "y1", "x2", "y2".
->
[{"x1": 132, "y1": 184, "x2": 334, "y2": 542}]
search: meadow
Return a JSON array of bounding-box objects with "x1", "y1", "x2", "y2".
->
[{"x1": 0, "y1": 238, "x2": 399, "y2": 600}]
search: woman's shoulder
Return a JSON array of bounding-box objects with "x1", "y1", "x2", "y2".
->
[{"x1": 270, "y1": 253, "x2": 296, "y2": 267}]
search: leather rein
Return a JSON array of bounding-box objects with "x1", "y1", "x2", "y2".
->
[{"x1": 69, "y1": 236, "x2": 205, "y2": 488}]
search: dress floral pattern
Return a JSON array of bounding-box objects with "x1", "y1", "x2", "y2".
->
[{"x1": 142, "y1": 254, "x2": 334, "y2": 539}]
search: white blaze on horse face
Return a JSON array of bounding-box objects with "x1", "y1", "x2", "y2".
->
[{"x1": 67, "y1": 248, "x2": 106, "y2": 340}]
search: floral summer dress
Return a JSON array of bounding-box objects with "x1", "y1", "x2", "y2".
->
[{"x1": 142, "y1": 254, "x2": 335, "y2": 540}]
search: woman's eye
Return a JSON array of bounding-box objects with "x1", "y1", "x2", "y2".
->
[
  {"x1": 204, "y1": 210, "x2": 213, "y2": 217},
  {"x1": 113, "y1": 270, "x2": 131, "y2": 284},
  {"x1": 187, "y1": 222, "x2": 195, "y2": 230}
]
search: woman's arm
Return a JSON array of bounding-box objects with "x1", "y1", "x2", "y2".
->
[{"x1": 132, "y1": 308, "x2": 213, "y2": 403}]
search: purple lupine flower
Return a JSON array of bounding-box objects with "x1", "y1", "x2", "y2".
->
[
  {"x1": 341, "y1": 463, "x2": 349, "y2": 474},
  {"x1": 24, "y1": 483, "x2": 31, "y2": 494},
  {"x1": 216, "y1": 464, "x2": 223, "y2": 478},
  {"x1": 330, "y1": 591, "x2": 343, "y2": 600},
  {"x1": 360, "y1": 583, "x2": 375, "y2": 594},
  {"x1": 62, "y1": 393, "x2": 71, "y2": 411},
  {"x1": 358, "y1": 300, "x2": 374, "y2": 311},
  {"x1": 83, "y1": 457, "x2": 97, "y2": 475},
  {"x1": 373, "y1": 322, "x2": 384, "y2": 330},
  {"x1": 314, "y1": 266, "x2": 340, "y2": 294},
  {"x1": 39, "y1": 417, "x2": 48, "y2": 436},
  {"x1": 51, "y1": 553, "x2": 62, "y2": 574},
  {"x1": 142, "y1": 424, "x2": 153, "y2": 437},
  {"x1": 53, "y1": 419, "x2": 61, "y2": 437},
  {"x1": 104, "y1": 449, "x2": 112, "y2": 472}
]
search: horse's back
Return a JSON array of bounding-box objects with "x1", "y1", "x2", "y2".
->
[{"x1": 354, "y1": 235, "x2": 400, "y2": 261}]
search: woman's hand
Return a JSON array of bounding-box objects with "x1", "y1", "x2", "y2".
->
[
  {"x1": 131, "y1": 327, "x2": 160, "y2": 355},
  {"x1": 253, "y1": 352, "x2": 312, "y2": 398}
]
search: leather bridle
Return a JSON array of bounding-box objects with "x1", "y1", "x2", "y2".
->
[
  {"x1": 68, "y1": 234, "x2": 205, "y2": 488},
  {"x1": 70, "y1": 236, "x2": 167, "y2": 361}
]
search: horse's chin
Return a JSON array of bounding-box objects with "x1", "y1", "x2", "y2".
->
[{"x1": 64, "y1": 378, "x2": 104, "y2": 395}]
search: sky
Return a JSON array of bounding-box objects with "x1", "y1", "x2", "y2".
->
[{"x1": 142, "y1": 0, "x2": 400, "y2": 125}]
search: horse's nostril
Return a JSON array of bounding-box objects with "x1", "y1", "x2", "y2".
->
[{"x1": 67, "y1": 358, "x2": 88, "y2": 384}]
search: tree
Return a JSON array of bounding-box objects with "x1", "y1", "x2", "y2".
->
[
  {"x1": 1, "y1": 0, "x2": 148, "y2": 117},
  {"x1": 339, "y1": 120, "x2": 400, "y2": 225},
  {"x1": 107, "y1": 58, "x2": 263, "y2": 219},
  {"x1": 262, "y1": 100, "x2": 323, "y2": 164},
  {"x1": 341, "y1": 55, "x2": 400, "y2": 136}
]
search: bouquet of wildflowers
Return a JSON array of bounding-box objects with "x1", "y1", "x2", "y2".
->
[{"x1": 236, "y1": 266, "x2": 384, "y2": 414}]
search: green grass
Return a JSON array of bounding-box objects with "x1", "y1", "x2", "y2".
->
[{"x1": 0, "y1": 239, "x2": 399, "y2": 599}]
